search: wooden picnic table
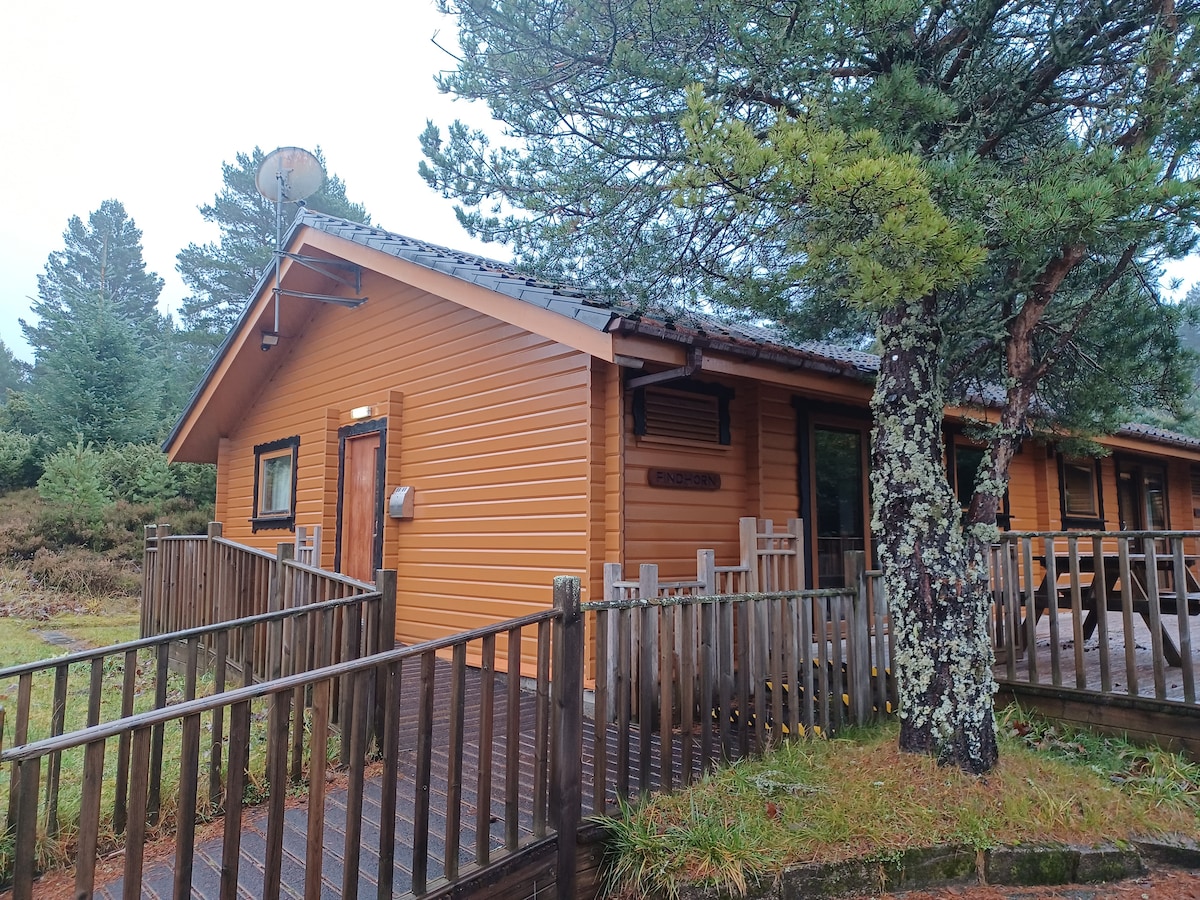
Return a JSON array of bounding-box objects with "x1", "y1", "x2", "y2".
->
[{"x1": 1033, "y1": 551, "x2": 1200, "y2": 667}]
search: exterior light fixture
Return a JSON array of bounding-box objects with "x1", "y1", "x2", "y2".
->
[
  {"x1": 349, "y1": 405, "x2": 373, "y2": 420},
  {"x1": 261, "y1": 331, "x2": 280, "y2": 351}
]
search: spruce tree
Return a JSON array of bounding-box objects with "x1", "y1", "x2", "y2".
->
[
  {"x1": 21, "y1": 202, "x2": 166, "y2": 448},
  {"x1": 22, "y1": 199, "x2": 165, "y2": 356}
]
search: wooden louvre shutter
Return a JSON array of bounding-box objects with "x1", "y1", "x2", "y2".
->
[{"x1": 643, "y1": 387, "x2": 721, "y2": 443}]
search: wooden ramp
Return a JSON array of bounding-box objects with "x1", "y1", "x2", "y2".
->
[{"x1": 87, "y1": 664, "x2": 671, "y2": 900}]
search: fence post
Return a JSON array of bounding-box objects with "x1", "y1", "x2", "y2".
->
[
  {"x1": 270, "y1": 543, "x2": 294, "y2": 682},
  {"x1": 155, "y1": 523, "x2": 171, "y2": 637},
  {"x1": 844, "y1": 551, "x2": 872, "y2": 724},
  {"x1": 551, "y1": 576, "x2": 583, "y2": 900},
  {"x1": 787, "y1": 517, "x2": 806, "y2": 590},
  {"x1": 739, "y1": 517, "x2": 760, "y2": 593},
  {"x1": 205, "y1": 522, "x2": 222, "y2": 630},
  {"x1": 373, "y1": 569, "x2": 398, "y2": 743},
  {"x1": 697, "y1": 549, "x2": 716, "y2": 595},
  {"x1": 142, "y1": 525, "x2": 157, "y2": 639}
]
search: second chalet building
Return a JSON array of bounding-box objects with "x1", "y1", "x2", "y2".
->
[{"x1": 164, "y1": 211, "x2": 1200, "y2": 649}]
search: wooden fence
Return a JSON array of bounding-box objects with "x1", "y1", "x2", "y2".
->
[
  {"x1": 141, "y1": 523, "x2": 372, "y2": 683},
  {"x1": 23, "y1": 517, "x2": 1200, "y2": 897},
  {"x1": 989, "y1": 531, "x2": 1200, "y2": 754},
  {"x1": 990, "y1": 531, "x2": 1199, "y2": 705},
  {"x1": 0, "y1": 574, "x2": 391, "y2": 879},
  {"x1": 589, "y1": 548, "x2": 894, "y2": 812}
]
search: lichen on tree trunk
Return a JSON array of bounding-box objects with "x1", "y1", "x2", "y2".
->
[{"x1": 871, "y1": 298, "x2": 999, "y2": 775}]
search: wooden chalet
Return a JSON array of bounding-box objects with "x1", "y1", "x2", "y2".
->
[{"x1": 164, "y1": 211, "x2": 1200, "y2": 650}]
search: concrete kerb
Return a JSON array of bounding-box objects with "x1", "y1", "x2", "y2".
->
[{"x1": 666, "y1": 837, "x2": 1200, "y2": 900}]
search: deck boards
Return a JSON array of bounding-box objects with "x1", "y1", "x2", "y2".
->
[{"x1": 88, "y1": 662, "x2": 666, "y2": 900}]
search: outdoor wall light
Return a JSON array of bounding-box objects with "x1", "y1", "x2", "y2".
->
[
  {"x1": 260, "y1": 331, "x2": 280, "y2": 351},
  {"x1": 349, "y1": 405, "x2": 373, "y2": 420}
]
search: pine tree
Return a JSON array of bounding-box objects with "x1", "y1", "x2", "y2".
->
[
  {"x1": 423, "y1": 0, "x2": 1200, "y2": 772},
  {"x1": 177, "y1": 147, "x2": 370, "y2": 340},
  {"x1": 0, "y1": 340, "x2": 29, "y2": 401},
  {"x1": 22, "y1": 199, "x2": 165, "y2": 356}
]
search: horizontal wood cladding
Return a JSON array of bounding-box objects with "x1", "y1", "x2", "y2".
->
[
  {"x1": 212, "y1": 276, "x2": 593, "y2": 658},
  {"x1": 623, "y1": 373, "x2": 748, "y2": 579},
  {"x1": 1004, "y1": 448, "x2": 1043, "y2": 531},
  {"x1": 758, "y1": 386, "x2": 800, "y2": 523}
]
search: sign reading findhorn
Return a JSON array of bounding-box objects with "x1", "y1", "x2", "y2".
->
[{"x1": 648, "y1": 467, "x2": 722, "y2": 490}]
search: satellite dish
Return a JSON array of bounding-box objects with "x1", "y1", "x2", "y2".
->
[{"x1": 255, "y1": 146, "x2": 325, "y2": 203}]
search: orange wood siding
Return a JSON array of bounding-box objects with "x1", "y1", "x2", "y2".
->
[
  {"x1": 212, "y1": 274, "x2": 592, "y2": 658},
  {"x1": 622, "y1": 384, "x2": 746, "y2": 577},
  {"x1": 620, "y1": 375, "x2": 801, "y2": 579},
  {"x1": 758, "y1": 386, "x2": 800, "y2": 523}
]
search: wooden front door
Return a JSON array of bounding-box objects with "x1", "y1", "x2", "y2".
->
[{"x1": 338, "y1": 426, "x2": 384, "y2": 582}]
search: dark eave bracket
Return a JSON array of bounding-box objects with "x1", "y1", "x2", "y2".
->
[
  {"x1": 627, "y1": 348, "x2": 704, "y2": 390},
  {"x1": 279, "y1": 252, "x2": 368, "y2": 306}
]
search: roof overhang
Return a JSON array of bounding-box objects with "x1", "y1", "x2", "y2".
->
[{"x1": 164, "y1": 224, "x2": 618, "y2": 462}]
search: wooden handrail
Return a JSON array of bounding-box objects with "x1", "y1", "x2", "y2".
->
[
  {"x1": 1, "y1": 607, "x2": 559, "y2": 763},
  {"x1": 0, "y1": 592, "x2": 379, "y2": 681},
  {"x1": 583, "y1": 587, "x2": 854, "y2": 611}
]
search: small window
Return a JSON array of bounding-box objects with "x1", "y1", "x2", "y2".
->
[
  {"x1": 252, "y1": 436, "x2": 299, "y2": 531},
  {"x1": 1058, "y1": 456, "x2": 1103, "y2": 528},
  {"x1": 632, "y1": 382, "x2": 732, "y2": 445}
]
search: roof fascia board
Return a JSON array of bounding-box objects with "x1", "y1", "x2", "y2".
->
[
  {"x1": 698, "y1": 354, "x2": 875, "y2": 403},
  {"x1": 943, "y1": 405, "x2": 1200, "y2": 462},
  {"x1": 298, "y1": 229, "x2": 616, "y2": 361},
  {"x1": 1096, "y1": 434, "x2": 1200, "y2": 462},
  {"x1": 165, "y1": 252, "x2": 304, "y2": 461}
]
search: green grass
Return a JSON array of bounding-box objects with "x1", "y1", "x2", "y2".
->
[
  {"x1": 0, "y1": 609, "x2": 296, "y2": 885},
  {"x1": 600, "y1": 711, "x2": 1200, "y2": 899}
]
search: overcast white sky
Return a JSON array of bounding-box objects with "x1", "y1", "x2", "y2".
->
[
  {"x1": 2, "y1": 1, "x2": 1196, "y2": 364},
  {"x1": 0, "y1": 0, "x2": 498, "y2": 360}
]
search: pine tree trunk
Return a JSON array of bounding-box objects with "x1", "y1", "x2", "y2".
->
[{"x1": 871, "y1": 298, "x2": 999, "y2": 774}]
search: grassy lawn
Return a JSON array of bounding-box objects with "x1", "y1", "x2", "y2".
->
[
  {"x1": 0, "y1": 603, "x2": 259, "y2": 884},
  {"x1": 600, "y1": 710, "x2": 1200, "y2": 899}
]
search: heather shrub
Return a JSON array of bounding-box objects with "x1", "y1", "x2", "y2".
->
[{"x1": 29, "y1": 546, "x2": 140, "y2": 599}]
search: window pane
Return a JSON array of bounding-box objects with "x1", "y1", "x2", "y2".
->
[
  {"x1": 261, "y1": 454, "x2": 292, "y2": 515},
  {"x1": 814, "y1": 427, "x2": 864, "y2": 587},
  {"x1": 954, "y1": 445, "x2": 985, "y2": 507},
  {"x1": 1063, "y1": 462, "x2": 1098, "y2": 517},
  {"x1": 1143, "y1": 468, "x2": 1167, "y2": 530}
]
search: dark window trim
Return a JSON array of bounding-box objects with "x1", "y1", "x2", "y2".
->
[
  {"x1": 333, "y1": 418, "x2": 388, "y2": 577},
  {"x1": 1114, "y1": 453, "x2": 1170, "y2": 531},
  {"x1": 947, "y1": 436, "x2": 1012, "y2": 530},
  {"x1": 631, "y1": 378, "x2": 734, "y2": 445},
  {"x1": 252, "y1": 435, "x2": 300, "y2": 532},
  {"x1": 793, "y1": 396, "x2": 874, "y2": 590},
  {"x1": 1056, "y1": 453, "x2": 1105, "y2": 529}
]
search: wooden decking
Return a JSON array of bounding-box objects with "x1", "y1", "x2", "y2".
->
[
  {"x1": 997, "y1": 609, "x2": 1198, "y2": 704},
  {"x1": 87, "y1": 664, "x2": 665, "y2": 900}
]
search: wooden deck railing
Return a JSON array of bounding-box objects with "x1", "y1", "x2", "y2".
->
[
  {"x1": 0, "y1": 575, "x2": 392, "y2": 876},
  {"x1": 1, "y1": 575, "x2": 579, "y2": 900},
  {"x1": 588, "y1": 551, "x2": 895, "y2": 813},
  {"x1": 141, "y1": 523, "x2": 378, "y2": 683},
  {"x1": 990, "y1": 531, "x2": 1199, "y2": 709}
]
